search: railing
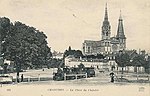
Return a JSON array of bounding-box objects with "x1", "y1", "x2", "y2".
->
[
  {"x1": 114, "y1": 73, "x2": 150, "y2": 82},
  {"x1": 0, "y1": 76, "x2": 13, "y2": 85},
  {"x1": 12, "y1": 74, "x2": 53, "y2": 83},
  {"x1": 64, "y1": 73, "x2": 88, "y2": 80}
]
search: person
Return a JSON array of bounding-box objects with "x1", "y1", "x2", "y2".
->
[
  {"x1": 16, "y1": 72, "x2": 20, "y2": 83},
  {"x1": 21, "y1": 74, "x2": 24, "y2": 82},
  {"x1": 110, "y1": 71, "x2": 115, "y2": 83}
]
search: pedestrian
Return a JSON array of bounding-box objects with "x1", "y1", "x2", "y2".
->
[
  {"x1": 110, "y1": 71, "x2": 115, "y2": 83},
  {"x1": 21, "y1": 74, "x2": 24, "y2": 82},
  {"x1": 17, "y1": 72, "x2": 20, "y2": 83}
]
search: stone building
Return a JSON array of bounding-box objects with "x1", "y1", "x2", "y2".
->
[{"x1": 82, "y1": 4, "x2": 126, "y2": 56}]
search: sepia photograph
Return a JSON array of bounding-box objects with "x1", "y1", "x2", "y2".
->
[{"x1": 0, "y1": 0, "x2": 150, "y2": 96}]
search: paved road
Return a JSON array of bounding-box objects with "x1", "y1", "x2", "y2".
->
[
  {"x1": 2, "y1": 69, "x2": 150, "y2": 84},
  {"x1": 0, "y1": 69, "x2": 149, "y2": 96}
]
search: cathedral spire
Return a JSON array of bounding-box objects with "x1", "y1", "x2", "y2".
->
[
  {"x1": 116, "y1": 10, "x2": 126, "y2": 50},
  {"x1": 104, "y1": 3, "x2": 108, "y2": 21},
  {"x1": 119, "y1": 10, "x2": 122, "y2": 20},
  {"x1": 101, "y1": 3, "x2": 111, "y2": 40},
  {"x1": 116, "y1": 10, "x2": 126, "y2": 39}
]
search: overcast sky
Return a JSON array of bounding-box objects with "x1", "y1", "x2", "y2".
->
[{"x1": 0, "y1": 0, "x2": 150, "y2": 53}]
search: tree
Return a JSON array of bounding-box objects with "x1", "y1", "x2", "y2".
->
[
  {"x1": 131, "y1": 54, "x2": 146, "y2": 73},
  {"x1": 49, "y1": 58, "x2": 63, "y2": 68},
  {"x1": 0, "y1": 17, "x2": 52, "y2": 81},
  {"x1": 3, "y1": 21, "x2": 52, "y2": 69},
  {"x1": 97, "y1": 54, "x2": 105, "y2": 59},
  {"x1": 0, "y1": 17, "x2": 11, "y2": 69},
  {"x1": 63, "y1": 48, "x2": 83, "y2": 59},
  {"x1": 78, "y1": 63, "x2": 85, "y2": 69},
  {"x1": 144, "y1": 56, "x2": 150, "y2": 74},
  {"x1": 78, "y1": 63, "x2": 85, "y2": 73},
  {"x1": 115, "y1": 51, "x2": 130, "y2": 76},
  {"x1": 3, "y1": 63, "x2": 8, "y2": 74}
]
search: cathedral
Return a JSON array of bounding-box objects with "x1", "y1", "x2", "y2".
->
[{"x1": 82, "y1": 4, "x2": 126, "y2": 56}]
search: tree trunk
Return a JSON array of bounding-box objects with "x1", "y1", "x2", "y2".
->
[
  {"x1": 117, "y1": 66, "x2": 118, "y2": 74},
  {"x1": 121, "y1": 67, "x2": 124, "y2": 74},
  {"x1": 16, "y1": 62, "x2": 20, "y2": 83},
  {"x1": 134, "y1": 66, "x2": 137, "y2": 73},
  {"x1": 121, "y1": 67, "x2": 124, "y2": 81}
]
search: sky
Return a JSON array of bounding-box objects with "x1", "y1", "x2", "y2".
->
[{"x1": 0, "y1": 0, "x2": 150, "y2": 53}]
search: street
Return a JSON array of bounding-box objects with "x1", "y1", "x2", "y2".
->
[{"x1": 0, "y1": 69, "x2": 149, "y2": 96}]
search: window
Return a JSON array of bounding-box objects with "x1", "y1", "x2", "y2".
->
[
  {"x1": 88, "y1": 47, "x2": 90, "y2": 53},
  {"x1": 83, "y1": 47, "x2": 85, "y2": 51}
]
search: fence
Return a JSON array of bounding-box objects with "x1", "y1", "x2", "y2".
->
[
  {"x1": 12, "y1": 74, "x2": 53, "y2": 83},
  {"x1": 64, "y1": 73, "x2": 88, "y2": 80},
  {"x1": 115, "y1": 73, "x2": 150, "y2": 83}
]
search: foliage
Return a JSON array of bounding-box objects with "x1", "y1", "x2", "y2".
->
[
  {"x1": 115, "y1": 51, "x2": 130, "y2": 67},
  {"x1": 3, "y1": 63, "x2": 8, "y2": 74},
  {"x1": 143, "y1": 56, "x2": 150, "y2": 73},
  {"x1": 63, "y1": 46, "x2": 104, "y2": 59},
  {"x1": 0, "y1": 17, "x2": 52, "y2": 71},
  {"x1": 49, "y1": 58, "x2": 63, "y2": 68},
  {"x1": 78, "y1": 63, "x2": 85, "y2": 69},
  {"x1": 131, "y1": 55, "x2": 146, "y2": 67},
  {"x1": 63, "y1": 47, "x2": 83, "y2": 58},
  {"x1": 115, "y1": 51, "x2": 130, "y2": 76}
]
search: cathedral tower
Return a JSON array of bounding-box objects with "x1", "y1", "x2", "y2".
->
[
  {"x1": 116, "y1": 11, "x2": 126, "y2": 50},
  {"x1": 101, "y1": 3, "x2": 111, "y2": 40},
  {"x1": 101, "y1": 3, "x2": 111, "y2": 54}
]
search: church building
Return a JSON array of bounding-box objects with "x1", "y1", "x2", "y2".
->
[{"x1": 82, "y1": 4, "x2": 126, "y2": 56}]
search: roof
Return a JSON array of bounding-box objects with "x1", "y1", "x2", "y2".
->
[
  {"x1": 83, "y1": 40, "x2": 102, "y2": 47},
  {"x1": 125, "y1": 50, "x2": 138, "y2": 59}
]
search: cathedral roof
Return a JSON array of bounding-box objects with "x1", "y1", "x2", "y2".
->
[{"x1": 83, "y1": 40, "x2": 102, "y2": 47}]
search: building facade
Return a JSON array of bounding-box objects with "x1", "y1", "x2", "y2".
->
[
  {"x1": 65, "y1": 55, "x2": 117, "y2": 71},
  {"x1": 82, "y1": 4, "x2": 126, "y2": 55}
]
